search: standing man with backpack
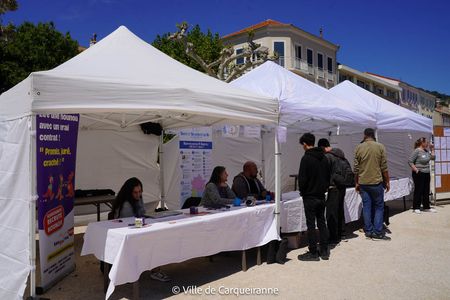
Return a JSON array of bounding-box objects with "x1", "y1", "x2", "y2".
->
[{"x1": 318, "y1": 139, "x2": 354, "y2": 245}]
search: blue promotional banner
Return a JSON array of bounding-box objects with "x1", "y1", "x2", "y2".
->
[
  {"x1": 36, "y1": 114, "x2": 79, "y2": 289},
  {"x1": 178, "y1": 127, "x2": 213, "y2": 206}
]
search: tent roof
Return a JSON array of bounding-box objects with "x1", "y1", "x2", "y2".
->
[
  {"x1": 330, "y1": 80, "x2": 432, "y2": 133},
  {"x1": 0, "y1": 26, "x2": 278, "y2": 128},
  {"x1": 230, "y1": 61, "x2": 376, "y2": 134}
]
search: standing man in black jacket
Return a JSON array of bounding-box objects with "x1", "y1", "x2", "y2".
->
[{"x1": 298, "y1": 133, "x2": 330, "y2": 261}]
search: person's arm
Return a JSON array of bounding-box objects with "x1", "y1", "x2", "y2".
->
[
  {"x1": 382, "y1": 170, "x2": 390, "y2": 192},
  {"x1": 232, "y1": 176, "x2": 248, "y2": 199},
  {"x1": 354, "y1": 148, "x2": 360, "y2": 192},
  {"x1": 202, "y1": 183, "x2": 233, "y2": 207},
  {"x1": 429, "y1": 144, "x2": 435, "y2": 160},
  {"x1": 256, "y1": 178, "x2": 267, "y2": 199},
  {"x1": 408, "y1": 149, "x2": 419, "y2": 173},
  {"x1": 225, "y1": 186, "x2": 236, "y2": 203},
  {"x1": 137, "y1": 198, "x2": 146, "y2": 218},
  {"x1": 298, "y1": 157, "x2": 308, "y2": 195},
  {"x1": 381, "y1": 146, "x2": 390, "y2": 192}
]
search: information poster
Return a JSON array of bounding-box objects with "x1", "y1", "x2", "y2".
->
[
  {"x1": 36, "y1": 114, "x2": 79, "y2": 288},
  {"x1": 179, "y1": 127, "x2": 212, "y2": 207}
]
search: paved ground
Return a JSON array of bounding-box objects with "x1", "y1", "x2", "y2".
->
[{"x1": 26, "y1": 200, "x2": 450, "y2": 300}]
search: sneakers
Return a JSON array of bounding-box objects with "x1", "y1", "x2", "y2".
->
[
  {"x1": 298, "y1": 251, "x2": 320, "y2": 261},
  {"x1": 423, "y1": 208, "x2": 437, "y2": 213},
  {"x1": 150, "y1": 271, "x2": 171, "y2": 282},
  {"x1": 413, "y1": 209, "x2": 421, "y2": 214},
  {"x1": 371, "y1": 233, "x2": 391, "y2": 241}
]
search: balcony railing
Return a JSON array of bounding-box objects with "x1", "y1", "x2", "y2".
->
[
  {"x1": 289, "y1": 57, "x2": 337, "y2": 83},
  {"x1": 275, "y1": 56, "x2": 285, "y2": 67}
]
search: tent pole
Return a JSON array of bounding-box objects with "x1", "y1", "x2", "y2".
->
[
  {"x1": 274, "y1": 131, "x2": 281, "y2": 236},
  {"x1": 29, "y1": 116, "x2": 37, "y2": 298},
  {"x1": 159, "y1": 132, "x2": 166, "y2": 209},
  {"x1": 261, "y1": 130, "x2": 265, "y2": 186}
]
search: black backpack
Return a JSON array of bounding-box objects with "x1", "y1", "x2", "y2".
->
[{"x1": 331, "y1": 154, "x2": 355, "y2": 188}]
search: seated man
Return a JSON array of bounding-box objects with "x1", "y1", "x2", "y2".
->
[{"x1": 232, "y1": 161, "x2": 268, "y2": 200}]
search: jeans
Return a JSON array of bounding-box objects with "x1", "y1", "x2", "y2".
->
[
  {"x1": 303, "y1": 197, "x2": 328, "y2": 254},
  {"x1": 412, "y1": 171, "x2": 431, "y2": 210},
  {"x1": 360, "y1": 183, "x2": 384, "y2": 235}
]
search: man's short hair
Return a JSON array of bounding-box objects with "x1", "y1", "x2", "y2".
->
[
  {"x1": 299, "y1": 133, "x2": 315, "y2": 147},
  {"x1": 243, "y1": 161, "x2": 256, "y2": 171},
  {"x1": 364, "y1": 128, "x2": 376, "y2": 139},
  {"x1": 317, "y1": 138, "x2": 330, "y2": 148}
]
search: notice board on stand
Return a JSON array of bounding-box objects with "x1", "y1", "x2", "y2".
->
[{"x1": 433, "y1": 126, "x2": 450, "y2": 193}]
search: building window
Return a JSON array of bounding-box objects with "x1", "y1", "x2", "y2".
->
[
  {"x1": 295, "y1": 45, "x2": 302, "y2": 60},
  {"x1": 327, "y1": 57, "x2": 333, "y2": 73},
  {"x1": 317, "y1": 53, "x2": 323, "y2": 70},
  {"x1": 307, "y1": 49, "x2": 313, "y2": 65},
  {"x1": 376, "y1": 87, "x2": 384, "y2": 95},
  {"x1": 274, "y1": 41, "x2": 285, "y2": 67},
  {"x1": 236, "y1": 48, "x2": 244, "y2": 65},
  {"x1": 387, "y1": 90, "x2": 396, "y2": 98},
  {"x1": 357, "y1": 80, "x2": 369, "y2": 90},
  {"x1": 339, "y1": 74, "x2": 352, "y2": 82}
]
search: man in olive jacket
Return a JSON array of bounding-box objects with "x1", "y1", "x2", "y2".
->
[{"x1": 354, "y1": 128, "x2": 390, "y2": 241}]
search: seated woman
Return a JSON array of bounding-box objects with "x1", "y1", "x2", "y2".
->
[
  {"x1": 201, "y1": 166, "x2": 236, "y2": 208},
  {"x1": 111, "y1": 177, "x2": 146, "y2": 218},
  {"x1": 110, "y1": 177, "x2": 171, "y2": 282}
]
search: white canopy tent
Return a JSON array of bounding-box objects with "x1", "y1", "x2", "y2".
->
[
  {"x1": 329, "y1": 80, "x2": 432, "y2": 134},
  {"x1": 225, "y1": 62, "x2": 377, "y2": 192},
  {"x1": 329, "y1": 80, "x2": 433, "y2": 180},
  {"x1": 231, "y1": 62, "x2": 377, "y2": 135},
  {"x1": 0, "y1": 26, "x2": 280, "y2": 299}
]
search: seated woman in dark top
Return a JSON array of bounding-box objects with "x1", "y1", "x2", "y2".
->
[
  {"x1": 110, "y1": 177, "x2": 171, "y2": 282},
  {"x1": 201, "y1": 166, "x2": 236, "y2": 207}
]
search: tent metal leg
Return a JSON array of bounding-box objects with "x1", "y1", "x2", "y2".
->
[
  {"x1": 241, "y1": 250, "x2": 247, "y2": 272},
  {"x1": 403, "y1": 196, "x2": 406, "y2": 211},
  {"x1": 256, "y1": 247, "x2": 262, "y2": 265}
]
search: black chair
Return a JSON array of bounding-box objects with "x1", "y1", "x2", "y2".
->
[{"x1": 181, "y1": 197, "x2": 201, "y2": 209}]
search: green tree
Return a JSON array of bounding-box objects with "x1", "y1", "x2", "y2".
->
[
  {"x1": 0, "y1": 0, "x2": 17, "y2": 17},
  {"x1": 152, "y1": 24, "x2": 223, "y2": 73},
  {"x1": 0, "y1": 22, "x2": 79, "y2": 93}
]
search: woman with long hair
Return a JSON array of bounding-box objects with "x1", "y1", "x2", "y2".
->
[
  {"x1": 201, "y1": 166, "x2": 236, "y2": 207},
  {"x1": 110, "y1": 177, "x2": 170, "y2": 281},
  {"x1": 112, "y1": 177, "x2": 146, "y2": 218},
  {"x1": 408, "y1": 137, "x2": 436, "y2": 214}
]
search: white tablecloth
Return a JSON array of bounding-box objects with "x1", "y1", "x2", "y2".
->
[
  {"x1": 280, "y1": 178, "x2": 412, "y2": 233},
  {"x1": 81, "y1": 204, "x2": 278, "y2": 300}
]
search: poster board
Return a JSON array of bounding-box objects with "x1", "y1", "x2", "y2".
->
[
  {"x1": 433, "y1": 126, "x2": 450, "y2": 193},
  {"x1": 178, "y1": 127, "x2": 213, "y2": 207}
]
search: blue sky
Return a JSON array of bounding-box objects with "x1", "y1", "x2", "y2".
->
[{"x1": 3, "y1": 0, "x2": 450, "y2": 94}]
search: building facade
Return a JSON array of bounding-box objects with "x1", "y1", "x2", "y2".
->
[
  {"x1": 434, "y1": 102, "x2": 450, "y2": 126},
  {"x1": 337, "y1": 64, "x2": 401, "y2": 104},
  {"x1": 221, "y1": 20, "x2": 340, "y2": 88},
  {"x1": 367, "y1": 73, "x2": 436, "y2": 119}
]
